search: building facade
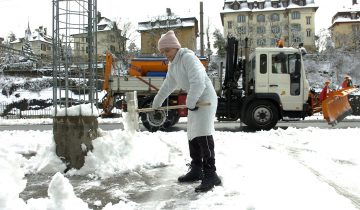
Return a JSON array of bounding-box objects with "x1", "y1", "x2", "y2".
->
[
  {"x1": 329, "y1": 1, "x2": 360, "y2": 50},
  {"x1": 72, "y1": 17, "x2": 127, "y2": 60},
  {"x1": 221, "y1": 0, "x2": 318, "y2": 52},
  {"x1": 137, "y1": 12, "x2": 199, "y2": 55},
  {"x1": 10, "y1": 25, "x2": 52, "y2": 58}
]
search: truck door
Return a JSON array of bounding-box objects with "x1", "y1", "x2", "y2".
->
[
  {"x1": 268, "y1": 53, "x2": 304, "y2": 111},
  {"x1": 254, "y1": 54, "x2": 269, "y2": 93}
]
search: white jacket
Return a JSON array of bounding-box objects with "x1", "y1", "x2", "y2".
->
[{"x1": 152, "y1": 48, "x2": 218, "y2": 140}]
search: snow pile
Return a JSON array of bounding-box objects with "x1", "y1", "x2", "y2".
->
[
  {"x1": 26, "y1": 173, "x2": 91, "y2": 210},
  {"x1": 0, "y1": 149, "x2": 28, "y2": 210},
  {"x1": 67, "y1": 130, "x2": 171, "y2": 178},
  {"x1": 53, "y1": 104, "x2": 99, "y2": 117}
]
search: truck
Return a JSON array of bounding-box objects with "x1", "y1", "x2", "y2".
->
[{"x1": 101, "y1": 37, "x2": 356, "y2": 131}]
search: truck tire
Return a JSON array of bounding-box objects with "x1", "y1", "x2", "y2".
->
[
  {"x1": 139, "y1": 101, "x2": 179, "y2": 132},
  {"x1": 246, "y1": 100, "x2": 278, "y2": 130}
]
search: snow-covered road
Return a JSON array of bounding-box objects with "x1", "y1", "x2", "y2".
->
[{"x1": 1, "y1": 125, "x2": 360, "y2": 210}]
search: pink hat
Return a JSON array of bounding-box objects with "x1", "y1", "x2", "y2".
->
[{"x1": 157, "y1": 30, "x2": 181, "y2": 51}]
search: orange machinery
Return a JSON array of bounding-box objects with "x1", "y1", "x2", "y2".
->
[{"x1": 128, "y1": 56, "x2": 209, "y2": 77}]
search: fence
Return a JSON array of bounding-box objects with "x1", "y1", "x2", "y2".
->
[
  {"x1": 0, "y1": 96, "x2": 359, "y2": 120},
  {"x1": 0, "y1": 102, "x2": 122, "y2": 119},
  {"x1": 0, "y1": 102, "x2": 52, "y2": 119}
]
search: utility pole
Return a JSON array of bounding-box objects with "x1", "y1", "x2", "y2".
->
[{"x1": 200, "y1": 1, "x2": 204, "y2": 57}]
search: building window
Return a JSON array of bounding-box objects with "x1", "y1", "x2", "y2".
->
[
  {"x1": 110, "y1": 45, "x2": 116, "y2": 52},
  {"x1": 271, "y1": 38, "x2": 278, "y2": 46},
  {"x1": 299, "y1": 0, "x2": 305, "y2": 6},
  {"x1": 306, "y1": 16, "x2": 311, "y2": 24},
  {"x1": 257, "y1": 38, "x2": 266, "y2": 46},
  {"x1": 257, "y1": 14, "x2": 265, "y2": 22},
  {"x1": 291, "y1": 11, "x2": 300, "y2": 19},
  {"x1": 233, "y1": 3, "x2": 240, "y2": 10},
  {"x1": 291, "y1": 24, "x2": 301, "y2": 32},
  {"x1": 293, "y1": 37, "x2": 302, "y2": 43},
  {"x1": 41, "y1": 44, "x2": 46, "y2": 51},
  {"x1": 271, "y1": 13, "x2": 280, "y2": 22},
  {"x1": 228, "y1": 21, "x2": 233, "y2": 29},
  {"x1": 271, "y1": 25, "x2": 281, "y2": 34},
  {"x1": 259, "y1": 2, "x2": 264, "y2": 9},
  {"x1": 237, "y1": 26, "x2": 247, "y2": 34},
  {"x1": 257, "y1": 26, "x2": 266, "y2": 34},
  {"x1": 237, "y1": 15, "x2": 246, "y2": 22},
  {"x1": 306, "y1": 29, "x2": 311, "y2": 37}
]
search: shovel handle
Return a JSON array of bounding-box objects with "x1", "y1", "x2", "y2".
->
[{"x1": 136, "y1": 102, "x2": 211, "y2": 113}]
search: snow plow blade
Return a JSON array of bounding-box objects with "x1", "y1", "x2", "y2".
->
[{"x1": 322, "y1": 87, "x2": 358, "y2": 126}]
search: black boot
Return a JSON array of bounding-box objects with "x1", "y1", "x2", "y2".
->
[
  {"x1": 178, "y1": 163, "x2": 203, "y2": 182},
  {"x1": 178, "y1": 139, "x2": 203, "y2": 182},
  {"x1": 194, "y1": 135, "x2": 221, "y2": 192},
  {"x1": 195, "y1": 169, "x2": 221, "y2": 192}
]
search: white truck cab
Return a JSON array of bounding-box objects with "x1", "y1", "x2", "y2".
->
[{"x1": 249, "y1": 47, "x2": 310, "y2": 112}]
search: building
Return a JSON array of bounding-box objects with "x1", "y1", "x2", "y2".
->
[
  {"x1": 329, "y1": 0, "x2": 360, "y2": 50},
  {"x1": 137, "y1": 9, "x2": 199, "y2": 55},
  {"x1": 10, "y1": 24, "x2": 52, "y2": 58},
  {"x1": 220, "y1": 0, "x2": 318, "y2": 52},
  {"x1": 71, "y1": 16, "x2": 127, "y2": 60}
]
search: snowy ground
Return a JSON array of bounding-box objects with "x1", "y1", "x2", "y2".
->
[{"x1": 1, "y1": 114, "x2": 360, "y2": 210}]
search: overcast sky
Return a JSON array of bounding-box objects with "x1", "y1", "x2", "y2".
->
[{"x1": 0, "y1": 0, "x2": 354, "y2": 43}]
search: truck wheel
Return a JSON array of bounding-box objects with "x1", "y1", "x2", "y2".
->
[
  {"x1": 247, "y1": 100, "x2": 278, "y2": 130},
  {"x1": 139, "y1": 101, "x2": 179, "y2": 132}
]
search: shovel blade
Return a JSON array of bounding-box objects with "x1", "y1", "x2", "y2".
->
[{"x1": 322, "y1": 87, "x2": 357, "y2": 125}]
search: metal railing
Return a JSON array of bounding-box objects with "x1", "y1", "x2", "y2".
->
[{"x1": 0, "y1": 102, "x2": 122, "y2": 119}]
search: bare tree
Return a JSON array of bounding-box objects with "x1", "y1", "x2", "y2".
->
[{"x1": 7, "y1": 32, "x2": 16, "y2": 43}]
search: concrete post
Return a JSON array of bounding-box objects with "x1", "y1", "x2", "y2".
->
[
  {"x1": 125, "y1": 91, "x2": 139, "y2": 132},
  {"x1": 53, "y1": 116, "x2": 98, "y2": 171}
]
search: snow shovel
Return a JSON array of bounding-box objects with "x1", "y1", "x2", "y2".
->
[
  {"x1": 322, "y1": 86, "x2": 358, "y2": 126},
  {"x1": 125, "y1": 91, "x2": 210, "y2": 132}
]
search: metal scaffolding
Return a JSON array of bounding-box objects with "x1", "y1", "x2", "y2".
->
[{"x1": 52, "y1": 0, "x2": 98, "y2": 116}]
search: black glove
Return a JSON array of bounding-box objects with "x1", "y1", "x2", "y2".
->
[{"x1": 188, "y1": 106, "x2": 199, "y2": 111}]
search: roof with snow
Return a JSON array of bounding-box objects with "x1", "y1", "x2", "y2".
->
[
  {"x1": 331, "y1": 3, "x2": 360, "y2": 27},
  {"x1": 10, "y1": 26, "x2": 52, "y2": 44},
  {"x1": 221, "y1": 0, "x2": 318, "y2": 15},
  {"x1": 137, "y1": 16, "x2": 198, "y2": 31},
  {"x1": 97, "y1": 17, "x2": 114, "y2": 31}
]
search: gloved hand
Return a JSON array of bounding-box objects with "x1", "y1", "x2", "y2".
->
[{"x1": 188, "y1": 106, "x2": 199, "y2": 111}]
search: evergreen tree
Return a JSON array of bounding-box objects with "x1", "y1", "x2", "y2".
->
[{"x1": 22, "y1": 39, "x2": 34, "y2": 57}]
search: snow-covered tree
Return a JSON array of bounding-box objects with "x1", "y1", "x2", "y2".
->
[
  {"x1": 22, "y1": 39, "x2": 34, "y2": 57},
  {"x1": 212, "y1": 28, "x2": 226, "y2": 58}
]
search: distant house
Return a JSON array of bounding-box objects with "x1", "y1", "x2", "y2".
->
[
  {"x1": 221, "y1": 0, "x2": 318, "y2": 52},
  {"x1": 71, "y1": 16, "x2": 127, "y2": 60},
  {"x1": 329, "y1": 0, "x2": 360, "y2": 50},
  {"x1": 10, "y1": 24, "x2": 52, "y2": 58},
  {"x1": 137, "y1": 9, "x2": 199, "y2": 55}
]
